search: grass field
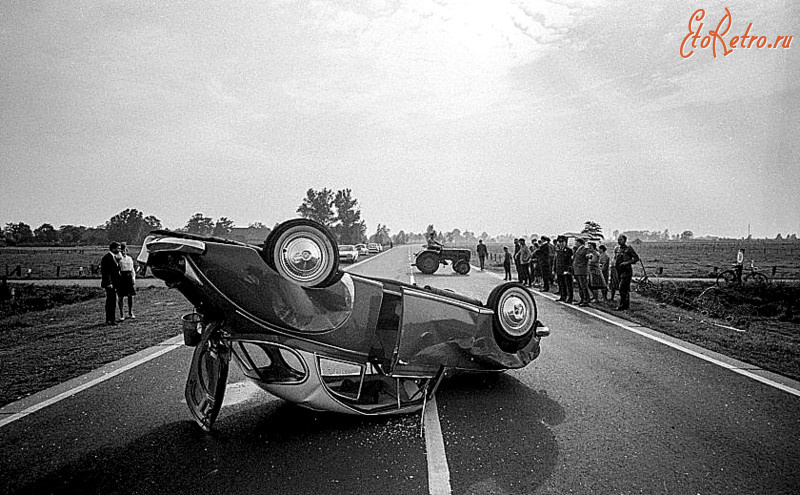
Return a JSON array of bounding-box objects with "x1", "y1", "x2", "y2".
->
[{"x1": 0, "y1": 246, "x2": 116, "y2": 279}]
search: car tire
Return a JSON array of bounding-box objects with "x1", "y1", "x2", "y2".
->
[
  {"x1": 262, "y1": 218, "x2": 341, "y2": 288},
  {"x1": 486, "y1": 282, "x2": 537, "y2": 352},
  {"x1": 416, "y1": 251, "x2": 440, "y2": 274},
  {"x1": 453, "y1": 260, "x2": 470, "y2": 275}
]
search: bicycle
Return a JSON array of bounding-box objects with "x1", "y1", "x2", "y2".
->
[{"x1": 715, "y1": 260, "x2": 770, "y2": 288}]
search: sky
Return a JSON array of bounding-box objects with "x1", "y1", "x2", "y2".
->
[{"x1": 1, "y1": 0, "x2": 798, "y2": 239}]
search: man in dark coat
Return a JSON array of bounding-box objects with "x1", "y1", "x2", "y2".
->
[
  {"x1": 533, "y1": 239, "x2": 551, "y2": 291},
  {"x1": 101, "y1": 242, "x2": 122, "y2": 325},
  {"x1": 614, "y1": 234, "x2": 640, "y2": 311},
  {"x1": 554, "y1": 236, "x2": 573, "y2": 303},
  {"x1": 476, "y1": 240, "x2": 488, "y2": 271}
]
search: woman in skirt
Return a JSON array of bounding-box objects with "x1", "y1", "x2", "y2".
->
[{"x1": 116, "y1": 244, "x2": 137, "y2": 320}]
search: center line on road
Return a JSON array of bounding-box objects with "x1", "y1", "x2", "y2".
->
[
  {"x1": 407, "y1": 247, "x2": 452, "y2": 495},
  {"x1": 424, "y1": 396, "x2": 452, "y2": 495}
]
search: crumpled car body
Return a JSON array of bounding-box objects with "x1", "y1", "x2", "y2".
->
[{"x1": 141, "y1": 219, "x2": 549, "y2": 431}]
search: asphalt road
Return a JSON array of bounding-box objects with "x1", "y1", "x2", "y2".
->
[{"x1": 1, "y1": 247, "x2": 799, "y2": 494}]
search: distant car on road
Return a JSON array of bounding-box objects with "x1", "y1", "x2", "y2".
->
[
  {"x1": 368, "y1": 243, "x2": 381, "y2": 254},
  {"x1": 355, "y1": 244, "x2": 368, "y2": 255},
  {"x1": 338, "y1": 245, "x2": 359, "y2": 263}
]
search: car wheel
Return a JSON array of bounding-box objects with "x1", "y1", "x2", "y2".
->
[
  {"x1": 416, "y1": 251, "x2": 440, "y2": 274},
  {"x1": 453, "y1": 260, "x2": 470, "y2": 275},
  {"x1": 486, "y1": 282, "x2": 537, "y2": 352},
  {"x1": 262, "y1": 219, "x2": 341, "y2": 288}
]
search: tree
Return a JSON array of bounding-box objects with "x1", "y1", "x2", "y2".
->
[
  {"x1": 680, "y1": 230, "x2": 694, "y2": 241},
  {"x1": 59, "y1": 225, "x2": 87, "y2": 245},
  {"x1": 3, "y1": 222, "x2": 34, "y2": 245},
  {"x1": 581, "y1": 221, "x2": 604, "y2": 239},
  {"x1": 297, "y1": 188, "x2": 335, "y2": 227},
  {"x1": 144, "y1": 215, "x2": 162, "y2": 233},
  {"x1": 370, "y1": 224, "x2": 391, "y2": 245},
  {"x1": 249, "y1": 222, "x2": 266, "y2": 229},
  {"x1": 393, "y1": 230, "x2": 408, "y2": 245},
  {"x1": 212, "y1": 217, "x2": 235, "y2": 237},
  {"x1": 105, "y1": 209, "x2": 160, "y2": 244},
  {"x1": 33, "y1": 223, "x2": 59, "y2": 244},
  {"x1": 332, "y1": 189, "x2": 367, "y2": 244},
  {"x1": 83, "y1": 226, "x2": 108, "y2": 245},
  {"x1": 185, "y1": 213, "x2": 214, "y2": 236}
]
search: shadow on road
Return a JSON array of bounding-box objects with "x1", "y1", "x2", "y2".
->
[
  {"x1": 436, "y1": 372, "x2": 565, "y2": 494},
  {"x1": 11, "y1": 400, "x2": 429, "y2": 494}
]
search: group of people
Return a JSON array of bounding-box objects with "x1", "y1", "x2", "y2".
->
[
  {"x1": 100, "y1": 242, "x2": 138, "y2": 326},
  {"x1": 497, "y1": 234, "x2": 640, "y2": 311}
]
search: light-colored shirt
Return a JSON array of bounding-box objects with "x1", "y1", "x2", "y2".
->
[{"x1": 119, "y1": 255, "x2": 135, "y2": 274}]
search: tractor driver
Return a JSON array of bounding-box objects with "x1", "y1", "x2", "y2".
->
[{"x1": 427, "y1": 233, "x2": 443, "y2": 251}]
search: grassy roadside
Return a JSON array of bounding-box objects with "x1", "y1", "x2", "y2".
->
[
  {"x1": 0, "y1": 287, "x2": 192, "y2": 407},
  {"x1": 536, "y1": 282, "x2": 800, "y2": 382}
]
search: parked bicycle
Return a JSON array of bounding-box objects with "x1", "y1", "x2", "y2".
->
[{"x1": 716, "y1": 260, "x2": 770, "y2": 288}]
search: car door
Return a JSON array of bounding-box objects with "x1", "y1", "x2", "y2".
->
[{"x1": 184, "y1": 319, "x2": 230, "y2": 432}]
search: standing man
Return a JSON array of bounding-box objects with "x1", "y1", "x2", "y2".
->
[
  {"x1": 534, "y1": 237, "x2": 551, "y2": 292},
  {"x1": 513, "y1": 239, "x2": 521, "y2": 283},
  {"x1": 502, "y1": 246, "x2": 512, "y2": 280},
  {"x1": 554, "y1": 236, "x2": 573, "y2": 303},
  {"x1": 572, "y1": 238, "x2": 591, "y2": 306},
  {"x1": 517, "y1": 238, "x2": 531, "y2": 286},
  {"x1": 101, "y1": 242, "x2": 122, "y2": 325},
  {"x1": 476, "y1": 239, "x2": 488, "y2": 271},
  {"x1": 598, "y1": 244, "x2": 611, "y2": 300},
  {"x1": 544, "y1": 236, "x2": 556, "y2": 293},
  {"x1": 614, "y1": 234, "x2": 640, "y2": 311}
]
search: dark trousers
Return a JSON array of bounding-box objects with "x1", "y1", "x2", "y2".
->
[
  {"x1": 503, "y1": 263, "x2": 511, "y2": 280},
  {"x1": 105, "y1": 286, "x2": 117, "y2": 323},
  {"x1": 575, "y1": 275, "x2": 590, "y2": 303},
  {"x1": 618, "y1": 270, "x2": 633, "y2": 309},
  {"x1": 479, "y1": 255, "x2": 486, "y2": 270},
  {"x1": 557, "y1": 272, "x2": 573, "y2": 302},
  {"x1": 539, "y1": 264, "x2": 550, "y2": 291},
  {"x1": 519, "y1": 263, "x2": 530, "y2": 285},
  {"x1": 601, "y1": 268, "x2": 609, "y2": 298}
]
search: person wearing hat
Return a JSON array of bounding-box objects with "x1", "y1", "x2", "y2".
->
[
  {"x1": 554, "y1": 236, "x2": 573, "y2": 303},
  {"x1": 476, "y1": 239, "x2": 488, "y2": 271},
  {"x1": 533, "y1": 238, "x2": 551, "y2": 291},
  {"x1": 100, "y1": 242, "x2": 122, "y2": 325}
]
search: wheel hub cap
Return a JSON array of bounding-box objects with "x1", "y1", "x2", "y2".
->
[
  {"x1": 500, "y1": 294, "x2": 529, "y2": 336},
  {"x1": 281, "y1": 237, "x2": 324, "y2": 282}
]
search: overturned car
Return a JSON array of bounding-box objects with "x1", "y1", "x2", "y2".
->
[{"x1": 139, "y1": 219, "x2": 549, "y2": 431}]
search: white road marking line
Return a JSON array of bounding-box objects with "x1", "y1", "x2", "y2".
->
[
  {"x1": 409, "y1": 247, "x2": 451, "y2": 494},
  {"x1": 424, "y1": 396, "x2": 452, "y2": 495},
  {"x1": 478, "y1": 267, "x2": 800, "y2": 398},
  {"x1": 0, "y1": 340, "x2": 182, "y2": 428}
]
